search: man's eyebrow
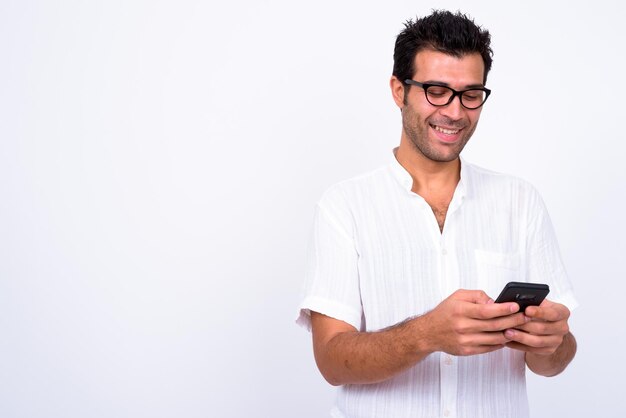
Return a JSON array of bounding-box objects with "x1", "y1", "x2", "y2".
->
[
  {"x1": 423, "y1": 80, "x2": 486, "y2": 89},
  {"x1": 423, "y1": 80, "x2": 450, "y2": 86}
]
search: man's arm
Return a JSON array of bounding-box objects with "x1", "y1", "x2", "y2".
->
[
  {"x1": 504, "y1": 299, "x2": 576, "y2": 376},
  {"x1": 311, "y1": 289, "x2": 528, "y2": 386}
]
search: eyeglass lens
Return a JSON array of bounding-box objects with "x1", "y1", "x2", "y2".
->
[{"x1": 426, "y1": 85, "x2": 486, "y2": 109}]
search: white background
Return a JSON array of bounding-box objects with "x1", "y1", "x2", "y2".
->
[{"x1": 1, "y1": 0, "x2": 624, "y2": 417}]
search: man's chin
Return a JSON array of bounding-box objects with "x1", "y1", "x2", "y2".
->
[
  {"x1": 439, "y1": 139, "x2": 470, "y2": 161},
  {"x1": 430, "y1": 154, "x2": 461, "y2": 163},
  {"x1": 425, "y1": 145, "x2": 464, "y2": 163}
]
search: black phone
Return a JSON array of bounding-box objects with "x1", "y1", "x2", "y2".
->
[{"x1": 494, "y1": 282, "x2": 550, "y2": 312}]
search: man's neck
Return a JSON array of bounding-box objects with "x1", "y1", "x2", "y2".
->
[{"x1": 394, "y1": 141, "x2": 461, "y2": 197}]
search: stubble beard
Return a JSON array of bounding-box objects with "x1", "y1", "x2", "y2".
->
[{"x1": 402, "y1": 103, "x2": 477, "y2": 163}]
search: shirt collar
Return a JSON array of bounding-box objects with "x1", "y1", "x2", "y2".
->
[
  {"x1": 389, "y1": 148, "x2": 414, "y2": 192},
  {"x1": 389, "y1": 148, "x2": 471, "y2": 200}
]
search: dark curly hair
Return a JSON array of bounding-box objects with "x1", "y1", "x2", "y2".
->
[{"x1": 392, "y1": 10, "x2": 493, "y2": 85}]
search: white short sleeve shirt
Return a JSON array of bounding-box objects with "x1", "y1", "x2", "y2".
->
[{"x1": 297, "y1": 153, "x2": 578, "y2": 418}]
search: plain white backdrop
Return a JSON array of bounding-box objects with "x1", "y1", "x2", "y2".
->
[{"x1": 1, "y1": 0, "x2": 624, "y2": 417}]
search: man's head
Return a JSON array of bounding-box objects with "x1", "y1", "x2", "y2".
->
[
  {"x1": 391, "y1": 11, "x2": 493, "y2": 164},
  {"x1": 393, "y1": 10, "x2": 493, "y2": 87}
]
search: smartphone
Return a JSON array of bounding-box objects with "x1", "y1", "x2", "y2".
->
[{"x1": 494, "y1": 282, "x2": 550, "y2": 312}]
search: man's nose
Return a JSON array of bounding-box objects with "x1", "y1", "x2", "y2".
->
[{"x1": 439, "y1": 94, "x2": 465, "y2": 120}]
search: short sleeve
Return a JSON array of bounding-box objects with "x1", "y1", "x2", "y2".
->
[
  {"x1": 295, "y1": 190, "x2": 363, "y2": 332},
  {"x1": 525, "y1": 189, "x2": 579, "y2": 312}
]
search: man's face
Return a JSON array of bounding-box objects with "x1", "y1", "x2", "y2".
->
[{"x1": 400, "y1": 49, "x2": 486, "y2": 163}]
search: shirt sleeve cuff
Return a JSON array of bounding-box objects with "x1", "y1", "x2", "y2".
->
[{"x1": 296, "y1": 296, "x2": 362, "y2": 332}]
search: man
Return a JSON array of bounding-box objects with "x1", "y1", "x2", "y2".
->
[{"x1": 296, "y1": 10, "x2": 578, "y2": 418}]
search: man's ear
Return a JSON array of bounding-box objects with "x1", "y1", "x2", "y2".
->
[{"x1": 390, "y1": 76, "x2": 406, "y2": 109}]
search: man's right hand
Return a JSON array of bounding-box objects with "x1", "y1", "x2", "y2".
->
[{"x1": 420, "y1": 289, "x2": 529, "y2": 356}]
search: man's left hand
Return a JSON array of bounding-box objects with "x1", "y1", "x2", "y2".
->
[{"x1": 503, "y1": 299, "x2": 570, "y2": 355}]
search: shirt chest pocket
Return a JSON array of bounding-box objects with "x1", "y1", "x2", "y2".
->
[{"x1": 474, "y1": 249, "x2": 522, "y2": 300}]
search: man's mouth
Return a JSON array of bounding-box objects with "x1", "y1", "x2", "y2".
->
[{"x1": 430, "y1": 124, "x2": 461, "y2": 135}]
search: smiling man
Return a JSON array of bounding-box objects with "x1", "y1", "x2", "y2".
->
[{"x1": 297, "y1": 10, "x2": 578, "y2": 418}]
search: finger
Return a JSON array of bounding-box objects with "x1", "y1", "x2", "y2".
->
[
  {"x1": 484, "y1": 313, "x2": 530, "y2": 332},
  {"x1": 504, "y1": 329, "x2": 562, "y2": 349},
  {"x1": 469, "y1": 332, "x2": 513, "y2": 346},
  {"x1": 525, "y1": 306, "x2": 568, "y2": 322},
  {"x1": 461, "y1": 313, "x2": 528, "y2": 333},
  {"x1": 464, "y1": 301, "x2": 520, "y2": 319},
  {"x1": 525, "y1": 300, "x2": 569, "y2": 321},
  {"x1": 513, "y1": 319, "x2": 567, "y2": 336},
  {"x1": 454, "y1": 331, "x2": 512, "y2": 348},
  {"x1": 460, "y1": 344, "x2": 506, "y2": 356}
]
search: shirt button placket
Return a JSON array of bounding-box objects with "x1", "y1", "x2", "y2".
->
[
  {"x1": 440, "y1": 353, "x2": 457, "y2": 418},
  {"x1": 440, "y1": 224, "x2": 457, "y2": 418}
]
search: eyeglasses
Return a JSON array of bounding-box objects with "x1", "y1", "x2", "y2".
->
[{"x1": 404, "y1": 79, "x2": 491, "y2": 110}]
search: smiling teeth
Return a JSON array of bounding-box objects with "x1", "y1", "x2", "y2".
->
[{"x1": 433, "y1": 125, "x2": 459, "y2": 135}]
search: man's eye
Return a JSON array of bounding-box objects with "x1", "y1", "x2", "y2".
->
[
  {"x1": 427, "y1": 88, "x2": 448, "y2": 97},
  {"x1": 463, "y1": 91, "x2": 484, "y2": 101}
]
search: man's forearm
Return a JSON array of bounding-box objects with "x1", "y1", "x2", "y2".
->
[
  {"x1": 316, "y1": 316, "x2": 433, "y2": 386},
  {"x1": 312, "y1": 290, "x2": 527, "y2": 386},
  {"x1": 526, "y1": 332, "x2": 577, "y2": 377}
]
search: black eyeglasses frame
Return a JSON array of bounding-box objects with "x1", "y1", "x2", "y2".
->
[{"x1": 403, "y1": 79, "x2": 492, "y2": 110}]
